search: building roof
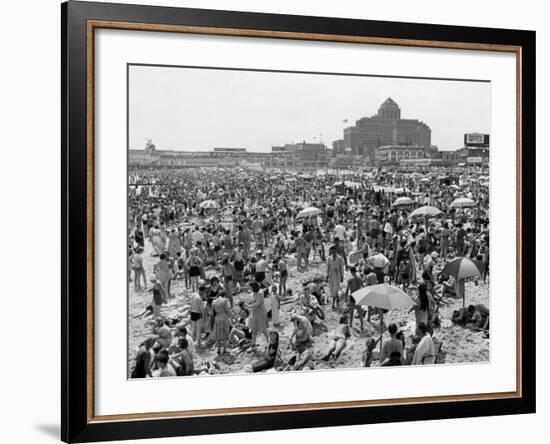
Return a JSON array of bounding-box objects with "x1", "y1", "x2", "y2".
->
[{"x1": 379, "y1": 97, "x2": 400, "y2": 108}]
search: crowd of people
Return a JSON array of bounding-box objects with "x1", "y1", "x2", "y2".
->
[{"x1": 128, "y1": 166, "x2": 490, "y2": 378}]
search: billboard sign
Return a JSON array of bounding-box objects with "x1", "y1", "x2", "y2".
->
[
  {"x1": 467, "y1": 156, "x2": 483, "y2": 164},
  {"x1": 464, "y1": 133, "x2": 490, "y2": 147}
]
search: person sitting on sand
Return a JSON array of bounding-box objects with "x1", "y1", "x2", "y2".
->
[
  {"x1": 379, "y1": 323, "x2": 404, "y2": 365},
  {"x1": 300, "y1": 284, "x2": 325, "y2": 323},
  {"x1": 170, "y1": 337, "x2": 194, "y2": 376},
  {"x1": 174, "y1": 325, "x2": 196, "y2": 356},
  {"x1": 287, "y1": 341, "x2": 313, "y2": 371},
  {"x1": 452, "y1": 304, "x2": 489, "y2": 329},
  {"x1": 290, "y1": 313, "x2": 313, "y2": 346},
  {"x1": 411, "y1": 322, "x2": 435, "y2": 365},
  {"x1": 131, "y1": 337, "x2": 156, "y2": 378},
  {"x1": 155, "y1": 349, "x2": 176, "y2": 377},
  {"x1": 381, "y1": 350, "x2": 404, "y2": 366},
  {"x1": 155, "y1": 318, "x2": 173, "y2": 350},
  {"x1": 323, "y1": 316, "x2": 351, "y2": 361},
  {"x1": 228, "y1": 304, "x2": 253, "y2": 348},
  {"x1": 470, "y1": 304, "x2": 490, "y2": 330},
  {"x1": 251, "y1": 330, "x2": 280, "y2": 373}
]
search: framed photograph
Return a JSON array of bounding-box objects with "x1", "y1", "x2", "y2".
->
[{"x1": 61, "y1": 1, "x2": 536, "y2": 442}]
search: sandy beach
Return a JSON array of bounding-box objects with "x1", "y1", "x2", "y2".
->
[{"x1": 128, "y1": 238, "x2": 489, "y2": 376}]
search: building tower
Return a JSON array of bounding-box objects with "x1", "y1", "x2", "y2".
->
[{"x1": 377, "y1": 97, "x2": 401, "y2": 120}]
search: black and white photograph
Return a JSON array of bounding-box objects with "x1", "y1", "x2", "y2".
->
[{"x1": 127, "y1": 65, "x2": 491, "y2": 378}]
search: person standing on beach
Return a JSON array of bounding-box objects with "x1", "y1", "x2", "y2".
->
[
  {"x1": 327, "y1": 246, "x2": 345, "y2": 309},
  {"x1": 247, "y1": 282, "x2": 269, "y2": 349},
  {"x1": 131, "y1": 247, "x2": 146, "y2": 291},
  {"x1": 346, "y1": 266, "x2": 364, "y2": 330}
]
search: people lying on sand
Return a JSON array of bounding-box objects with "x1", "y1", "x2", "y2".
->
[
  {"x1": 251, "y1": 330, "x2": 279, "y2": 373},
  {"x1": 323, "y1": 316, "x2": 351, "y2": 361},
  {"x1": 379, "y1": 323, "x2": 405, "y2": 365},
  {"x1": 411, "y1": 322, "x2": 435, "y2": 365},
  {"x1": 132, "y1": 304, "x2": 154, "y2": 319},
  {"x1": 131, "y1": 337, "x2": 156, "y2": 378},
  {"x1": 290, "y1": 313, "x2": 313, "y2": 346}
]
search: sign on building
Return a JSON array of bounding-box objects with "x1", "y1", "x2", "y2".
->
[{"x1": 464, "y1": 133, "x2": 490, "y2": 147}]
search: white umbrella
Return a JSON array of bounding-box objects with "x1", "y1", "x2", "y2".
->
[
  {"x1": 392, "y1": 196, "x2": 413, "y2": 206},
  {"x1": 450, "y1": 197, "x2": 475, "y2": 208},
  {"x1": 199, "y1": 200, "x2": 220, "y2": 209},
  {"x1": 352, "y1": 283, "x2": 415, "y2": 310},
  {"x1": 410, "y1": 206, "x2": 443, "y2": 218},
  {"x1": 334, "y1": 180, "x2": 361, "y2": 189},
  {"x1": 352, "y1": 284, "x2": 415, "y2": 356},
  {"x1": 297, "y1": 206, "x2": 322, "y2": 219},
  {"x1": 367, "y1": 253, "x2": 389, "y2": 268}
]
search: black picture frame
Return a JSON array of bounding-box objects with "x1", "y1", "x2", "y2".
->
[{"x1": 61, "y1": 1, "x2": 536, "y2": 442}]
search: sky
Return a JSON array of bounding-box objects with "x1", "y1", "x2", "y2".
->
[{"x1": 129, "y1": 65, "x2": 490, "y2": 152}]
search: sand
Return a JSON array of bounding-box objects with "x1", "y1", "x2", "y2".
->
[{"x1": 128, "y1": 241, "x2": 489, "y2": 375}]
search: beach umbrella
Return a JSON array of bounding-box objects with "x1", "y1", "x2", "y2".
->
[
  {"x1": 367, "y1": 253, "x2": 389, "y2": 268},
  {"x1": 441, "y1": 257, "x2": 482, "y2": 306},
  {"x1": 352, "y1": 284, "x2": 415, "y2": 356},
  {"x1": 334, "y1": 180, "x2": 361, "y2": 189},
  {"x1": 297, "y1": 206, "x2": 322, "y2": 219},
  {"x1": 450, "y1": 197, "x2": 475, "y2": 208},
  {"x1": 410, "y1": 205, "x2": 443, "y2": 218},
  {"x1": 199, "y1": 200, "x2": 220, "y2": 209},
  {"x1": 392, "y1": 196, "x2": 413, "y2": 206},
  {"x1": 352, "y1": 284, "x2": 415, "y2": 310},
  {"x1": 441, "y1": 257, "x2": 482, "y2": 281}
]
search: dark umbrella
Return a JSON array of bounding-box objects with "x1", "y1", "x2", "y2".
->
[{"x1": 441, "y1": 257, "x2": 482, "y2": 307}]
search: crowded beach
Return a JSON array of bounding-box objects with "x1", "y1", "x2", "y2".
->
[{"x1": 128, "y1": 166, "x2": 490, "y2": 378}]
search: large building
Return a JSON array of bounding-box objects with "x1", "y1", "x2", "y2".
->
[
  {"x1": 129, "y1": 140, "x2": 291, "y2": 168},
  {"x1": 271, "y1": 142, "x2": 329, "y2": 168},
  {"x1": 375, "y1": 144, "x2": 426, "y2": 164},
  {"x1": 333, "y1": 98, "x2": 431, "y2": 163}
]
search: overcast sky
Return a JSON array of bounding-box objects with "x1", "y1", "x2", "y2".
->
[{"x1": 129, "y1": 65, "x2": 490, "y2": 152}]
